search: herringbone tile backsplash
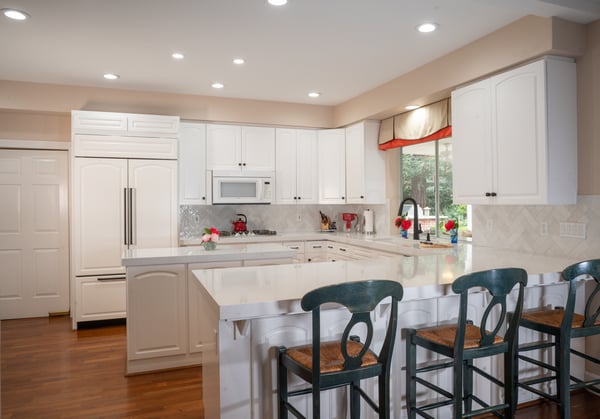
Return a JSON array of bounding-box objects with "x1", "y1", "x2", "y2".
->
[
  {"x1": 471, "y1": 195, "x2": 600, "y2": 260},
  {"x1": 180, "y1": 196, "x2": 599, "y2": 260}
]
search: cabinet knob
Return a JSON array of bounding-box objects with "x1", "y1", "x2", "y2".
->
[
  {"x1": 360, "y1": 195, "x2": 364, "y2": 199},
  {"x1": 341, "y1": 197, "x2": 345, "y2": 200},
  {"x1": 238, "y1": 162, "x2": 242, "y2": 166},
  {"x1": 242, "y1": 163, "x2": 246, "y2": 166},
  {"x1": 293, "y1": 196, "x2": 297, "y2": 200},
  {"x1": 491, "y1": 192, "x2": 497, "y2": 197},
  {"x1": 202, "y1": 196, "x2": 206, "y2": 200},
  {"x1": 298, "y1": 196, "x2": 301, "y2": 200},
  {"x1": 485, "y1": 192, "x2": 498, "y2": 197}
]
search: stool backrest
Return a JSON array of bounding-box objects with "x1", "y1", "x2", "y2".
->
[
  {"x1": 561, "y1": 259, "x2": 600, "y2": 329},
  {"x1": 301, "y1": 280, "x2": 403, "y2": 372},
  {"x1": 452, "y1": 268, "x2": 528, "y2": 350}
]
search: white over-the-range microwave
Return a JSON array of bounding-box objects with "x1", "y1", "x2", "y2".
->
[{"x1": 210, "y1": 170, "x2": 274, "y2": 204}]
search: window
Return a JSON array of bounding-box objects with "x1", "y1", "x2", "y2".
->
[{"x1": 400, "y1": 137, "x2": 471, "y2": 240}]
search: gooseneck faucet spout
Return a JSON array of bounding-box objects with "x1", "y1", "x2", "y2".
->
[{"x1": 398, "y1": 197, "x2": 421, "y2": 240}]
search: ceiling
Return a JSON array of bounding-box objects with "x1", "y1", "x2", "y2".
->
[{"x1": 1, "y1": 0, "x2": 600, "y2": 106}]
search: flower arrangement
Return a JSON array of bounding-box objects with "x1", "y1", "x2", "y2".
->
[
  {"x1": 201, "y1": 227, "x2": 220, "y2": 250},
  {"x1": 444, "y1": 219, "x2": 459, "y2": 243},
  {"x1": 395, "y1": 214, "x2": 412, "y2": 238}
]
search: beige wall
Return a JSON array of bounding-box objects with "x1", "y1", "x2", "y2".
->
[
  {"x1": 576, "y1": 20, "x2": 600, "y2": 195},
  {"x1": 0, "y1": 15, "x2": 598, "y2": 194}
]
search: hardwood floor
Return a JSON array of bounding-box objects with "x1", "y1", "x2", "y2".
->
[
  {"x1": 1, "y1": 316, "x2": 203, "y2": 418},
  {"x1": 2, "y1": 316, "x2": 600, "y2": 418}
]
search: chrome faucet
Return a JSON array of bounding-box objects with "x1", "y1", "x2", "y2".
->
[{"x1": 398, "y1": 197, "x2": 422, "y2": 240}]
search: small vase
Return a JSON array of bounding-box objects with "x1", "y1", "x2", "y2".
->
[
  {"x1": 203, "y1": 241, "x2": 217, "y2": 251},
  {"x1": 401, "y1": 230, "x2": 408, "y2": 239},
  {"x1": 450, "y1": 229, "x2": 458, "y2": 244}
]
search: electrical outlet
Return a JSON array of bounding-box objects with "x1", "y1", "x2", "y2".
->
[
  {"x1": 194, "y1": 215, "x2": 200, "y2": 224},
  {"x1": 540, "y1": 222, "x2": 548, "y2": 236},
  {"x1": 296, "y1": 214, "x2": 301, "y2": 222}
]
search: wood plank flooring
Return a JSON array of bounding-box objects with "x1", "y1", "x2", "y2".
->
[{"x1": 2, "y1": 316, "x2": 600, "y2": 418}]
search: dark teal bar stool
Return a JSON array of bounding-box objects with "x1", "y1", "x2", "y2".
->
[
  {"x1": 277, "y1": 279, "x2": 404, "y2": 418},
  {"x1": 516, "y1": 258, "x2": 600, "y2": 418},
  {"x1": 406, "y1": 267, "x2": 528, "y2": 418}
]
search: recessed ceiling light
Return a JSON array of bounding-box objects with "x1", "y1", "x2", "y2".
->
[
  {"x1": 212, "y1": 82, "x2": 224, "y2": 89},
  {"x1": 103, "y1": 73, "x2": 120, "y2": 80},
  {"x1": 233, "y1": 58, "x2": 245, "y2": 65},
  {"x1": 2, "y1": 8, "x2": 30, "y2": 20},
  {"x1": 308, "y1": 92, "x2": 320, "y2": 98},
  {"x1": 405, "y1": 105, "x2": 420, "y2": 110},
  {"x1": 268, "y1": 0, "x2": 287, "y2": 5},
  {"x1": 417, "y1": 23, "x2": 438, "y2": 33},
  {"x1": 172, "y1": 52, "x2": 184, "y2": 60}
]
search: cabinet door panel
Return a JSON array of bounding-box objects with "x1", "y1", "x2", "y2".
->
[
  {"x1": 128, "y1": 160, "x2": 178, "y2": 249},
  {"x1": 493, "y1": 62, "x2": 546, "y2": 203},
  {"x1": 318, "y1": 129, "x2": 346, "y2": 204},
  {"x1": 275, "y1": 128, "x2": 298, "y2": 203},
  {"x1": 451, "y1": 79, "x2": 493, "y2": 204},
  {"x1": 73, "y1": 158, "x2": 127, "y2": 276},
  {"x1": 179, "y1": 122, "x2": 208, "y2": 205},
  {"x1": 345, "y1": 123, "x2": 366, "y2": 203},
  {"x1": 242, "y1": 126, "x2": 275, "y2": 171},
  {"x1": 296, "y1": 130, "x2": 318, "y2": 203},
  {"x1": 207, "y1": 124, "x2": 242, "y2": 170}
]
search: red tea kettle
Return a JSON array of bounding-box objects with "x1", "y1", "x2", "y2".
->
[{"x1": 232, "y1": 214, "x2": 248, "y2": 233}]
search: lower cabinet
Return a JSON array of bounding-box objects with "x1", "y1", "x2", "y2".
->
[
  {"x1": 75, "y1": 276, "x2": 126, "y2": 323},
  {"x1": 126, "y1": 264, "x2": 187, "y2": 361}
]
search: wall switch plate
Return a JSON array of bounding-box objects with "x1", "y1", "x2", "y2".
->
[{"x1": 559, "y1": 222, "x2": 586, "y2": 239}]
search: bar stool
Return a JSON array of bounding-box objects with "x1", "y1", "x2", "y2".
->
[
  {"x1": 406, "y1": 267, "x2": 528, "y2": 418},
  {"x1": 277, "y1": 279, "x2": 404, "y2": 418},
  {"x1": 516, "y1": 258, "x2": 600, "y2": 418}
]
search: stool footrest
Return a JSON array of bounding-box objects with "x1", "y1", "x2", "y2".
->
[
  {"x1": 518, "y1": 353, "x2": 558, "y2": 373},
  {"x1": 471, "y1": 364, "x2": 503, "y2": 388},
  {"x1": 571, "y1": 348, "x2": 600, "y2": 365},
  {"x1": 415, "y1": 359, "x2": 454, "y2": 374},
  {"x1": 518, "y1": 340, "x2": 555, "y2": 352},
  {"x1": 517, "y1": 382, "x2": 560, "y2": 403},
  {"x1": 414, "y1": 376, "x2": 454, "y2": 400}
]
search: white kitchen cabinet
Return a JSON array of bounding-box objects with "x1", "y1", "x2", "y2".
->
[
  {"x1": 127, "y1": 264, "x2": 187, "y2": 361},
  {"x1": 452, "y1": 56, "x2": 577, "y2": 205},
  {"x1": 304, "y1": 240, "x2": 329, "y2": 263},
  {"x1": 207, "y1": 124, "x2": 275, "y2": 172},
  {"x1": 317, "y1": 128, "x2": 346, "y2": 204},
  {"x1": 74, "y1": 275, "x2": 126, "y2": 323},
  {"x1": 282, "y1": 241, "x2": 305, "y2": 263},
  {"x1": 72, "y1": 158, "x2": 178, "y2": 277},
  {"x1": 275, "y1": 128, "x2": 318, "y2": 204},
  {"x1": 72, "y1": 110, "x2": 179, "y2": 137},
  {"x1": 179, "y1": 122, "x2": 209, "y2": 205},
  {"x1": 345, "y1": 120, "x2": 385, "y2": 204}
]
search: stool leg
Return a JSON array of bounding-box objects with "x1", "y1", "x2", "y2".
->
[
  {"x1": 313, "y1": 382, "x2": 321, "y2": 419},
  {"x1": 278, "y1": 347, "x2": 289, "y2": 419},
  {"x1": 453, "y1": 358, "x2": 463, "y2": 418},
  {"x1": 350, "y1": 380, "x2": 361, "y2": 419},
  {"x1": 464, "y1": 358, "x2": 473, "y2": 414},
  {"x1": 504, "y1": 350, "x2": 516, "y2": 419},
  {"x1": 556, "y1": 336, "x2": 571, "y2": 419},
  {"x1": 406, "y1": 329, "x2": 417, "y2": 419},
  {"x1": 378, "y1": 372, "x2": 390, "y2": 419}
]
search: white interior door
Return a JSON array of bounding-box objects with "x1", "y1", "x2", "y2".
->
[{"x1": 0, "y1": 149, "x2": 69, "y2": 319}]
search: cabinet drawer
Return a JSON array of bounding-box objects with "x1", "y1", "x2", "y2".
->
[
  {"x1": 72, "y1": 111, "x2": 128, "y2": 134},
  {"x1": 128, "y1": 114, "x2": 179, "y2": 136},
  {"x1": 75, "y1": 276, "x2": 126, "y2": 323},
  {"x1": 73, "y1": 134, "x2": 178, "y2": 159}
]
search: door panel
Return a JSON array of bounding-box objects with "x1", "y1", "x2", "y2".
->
[{"x1": 0, "y1": 150, "x2": 69, "y2": 319}]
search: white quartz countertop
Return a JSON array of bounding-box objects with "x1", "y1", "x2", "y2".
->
[
  {"x1": 193, "y1": 244, "x2": 580, "y2": 321},
  {"x1": 121, "y1": 243, "x2": 295, "y2": 266}
]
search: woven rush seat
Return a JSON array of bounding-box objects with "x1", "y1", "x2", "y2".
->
[
  {"x1": 416, "y1": 323, "x2": 503, "y2": 349},
  {"x1": 521, "y1": 308, "x2": 600, "y2": 329},
  {"x1": 285, "y1": 340, "x2": 378, "y2": 373}
]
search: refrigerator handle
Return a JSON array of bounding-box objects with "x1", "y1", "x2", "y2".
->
[
  {"x1": 130, "y1": 187, "x2": 136, "y2": 246},
  {"x1": 123, "y1": 187, "x2": 129, "y2": 246}
]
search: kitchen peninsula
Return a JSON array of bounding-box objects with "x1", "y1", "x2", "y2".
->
[{"x1": 122, "y1": 234, "x2": 583, "y2": 418}]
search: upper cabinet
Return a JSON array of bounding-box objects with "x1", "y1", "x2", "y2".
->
[
  {"x1": 318, "y1": 128, "x2": 347, "y2": 204},
  {"x1": 179, "y1": 122, "x2": 208, "y2": 205},
  {"x1": 72, "y1": 110, "x2": 179, "y2": 137},
  {"x1": 317, "y1": 121, "x2": 385, "y2": 205},
  {"x1": 206, "y1": 124, "x2": 275, "y2": 172},
  {"x1": 452, "y1": 57, "x2": 577, "y2": 205},
  {"x1": 72, "y1": 111, "x2": 179, "y2": 159},
  {"x1": 345, "y1": 120, "x2": 385, "y2": 204},
  {"x1": 275, "y1": 128, "x2": 318, "y2": 204}
]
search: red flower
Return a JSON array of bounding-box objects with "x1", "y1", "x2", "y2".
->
[
  {"x1": 444, "y1": 220, "x2": 457, "y2": 231},
  {"x1": 209, "y1": 227, "x2": 220, "y2": 236},
  {"x1": 401, "y1": 219, "x2": 412, "y2": 231}
]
